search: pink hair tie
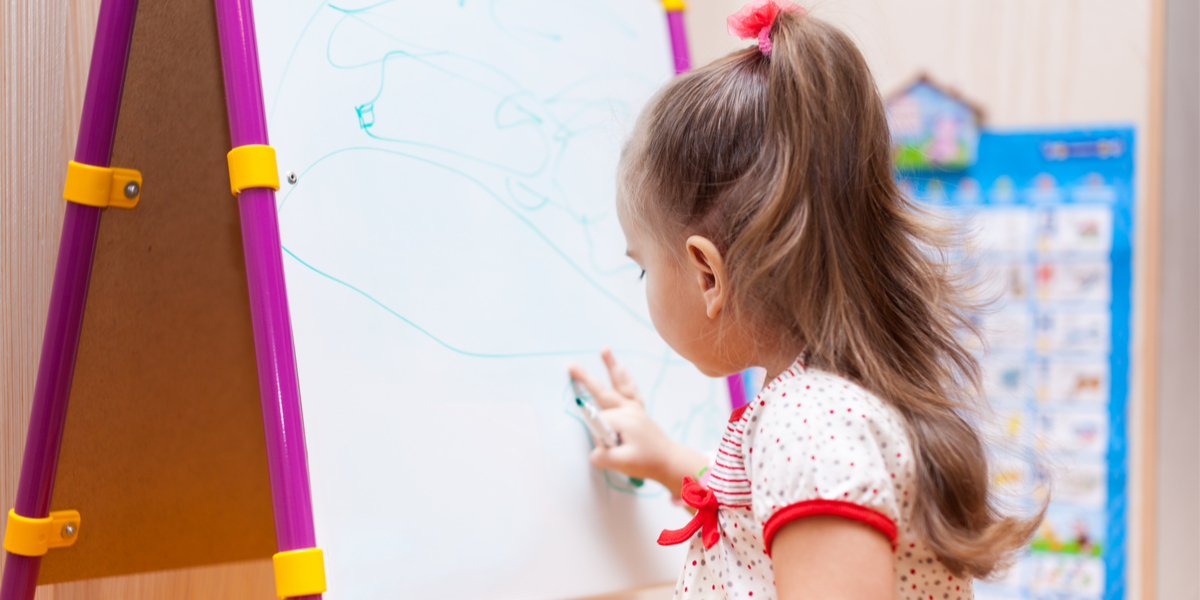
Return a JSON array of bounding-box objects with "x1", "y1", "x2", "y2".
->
[{"x1": 727, "y1": 0, "x2": 804, "y2": 57}]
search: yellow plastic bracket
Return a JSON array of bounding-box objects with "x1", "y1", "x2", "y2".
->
[
  {"x1": 63, "y1": 161, "x2": 142, "y2": 209},
  {"x1": 662, "y1": 0, "x2": 687, "y2": 11},
  {"x1": 227, "y1": 144, "x2": 280, "y2": 196},
  {"x1": 272, "y1": 548, "x2": 326, "y2": 598},
  {"x1": 3, "y1": 509, "x2": 81, "y2": 557}
]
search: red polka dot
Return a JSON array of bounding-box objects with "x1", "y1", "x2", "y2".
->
[
  {"x1": 782, "y1": 393, "x2": 786, "y2": 397},
  {"x1": 850, "y1": 462, "x2": 854, "y2": 466},
  {"x1": 693, "y1": 561, "x2": 697, "y2": 565},
  {"x1": 847, "y1": 408, "x2": 852, "y2": 412},
  {"x1": 872, "y1": 489, "x2": 877, "y2": 493},
  {"x1": 830, "y1": 410, "x2": 834, "y2": 414},
  {"x1": 760, "y1": 401, "x2": 765, "y2": 406}
]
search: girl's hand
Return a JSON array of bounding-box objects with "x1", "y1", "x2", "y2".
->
[{"x1": 568, "y1": 348, "x2": 708, "y2": 497}]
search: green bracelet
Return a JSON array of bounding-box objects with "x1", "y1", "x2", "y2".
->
[{"x1": 696, "y1": 466, "x2": 709, "y2": 480}]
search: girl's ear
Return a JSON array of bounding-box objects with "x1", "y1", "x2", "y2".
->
[{"x1": 685, "y1": 235, "x2": 727, "y2": 319}]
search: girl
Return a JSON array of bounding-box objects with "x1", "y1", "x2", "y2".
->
[{"x1": 567, "y1": 2, "x2": 1041, "y2": 599}]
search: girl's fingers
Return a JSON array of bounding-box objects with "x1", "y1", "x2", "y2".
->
[
  {"x1": 589, "y1": 446, "x2": 614, "y2": 471},
  {"x1": 601, "y1": 348, "x2": 642, "y2": 402},
  {"x1": 589, "y1": 444, "x2": 639, "y2": 473},
  {"x1": 567, "y1": 362, "x2": 623, "y2": 409}
]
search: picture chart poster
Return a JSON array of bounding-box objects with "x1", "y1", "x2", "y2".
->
[{"x1": 900, "y1": 127, "x2": 1135, "y2": 600}]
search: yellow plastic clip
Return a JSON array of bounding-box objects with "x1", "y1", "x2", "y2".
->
[
  {"x1": 63, "y1": 161, "x2": 141, "y2": 209},
  {"x1": 3, "y1": 509, "x2": 81, "y2": 557},
  {"x1": 227, "y1": 144, "x2": 280, "y2": 196},
  {"x1": 272, "y1": 547, "x2": 326, "y2": 598},
  {"x1": 662, "y1": 0, "x2": 687, "y2": 11}
]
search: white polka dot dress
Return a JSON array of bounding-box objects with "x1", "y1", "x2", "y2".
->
[{"x1": 663, "y1": 356, "x2": 973, "y2": 600}]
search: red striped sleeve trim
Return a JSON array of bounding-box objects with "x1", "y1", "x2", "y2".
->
[
  {"x1": 762, "y1": 499, "x2": 898, "y2": 556},
  {"x1": 717, "y1": 448, "x2": 740, "y2": 458},
  {"x1": 714, "y1": 463, "x2": 744, "y2": 471},
  {"x1": 709, "y1": 474, "x2": 749, "y2": 483}
]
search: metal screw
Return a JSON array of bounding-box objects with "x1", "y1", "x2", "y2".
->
[
  {"x1": 286, "y1": 171, "x2": 297, "y2": 184},
  {"x1": 62, "y1": 523, "x2": 76, "y2": 538},
  {"x1": 123, "y1": 181, "x2": 140, "y2": 198}
]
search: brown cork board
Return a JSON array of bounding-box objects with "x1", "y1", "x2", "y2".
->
[{"x1": 38, "y1": 0, "x2": 277, "y2": 584}]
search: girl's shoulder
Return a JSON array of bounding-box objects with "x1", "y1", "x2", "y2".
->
[
  {"x1": 745, "y1": 367, "x2": 910, "y2": 448},
  {"x1": 738, "y1": 367, "x2": 919, "y2": 544}
]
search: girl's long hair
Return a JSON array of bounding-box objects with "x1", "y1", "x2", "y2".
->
[{"x1": 619, "y1": 10, "x2": 1041, "y2": 578}]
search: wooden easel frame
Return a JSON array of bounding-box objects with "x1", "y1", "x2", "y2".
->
[{"x1": 0, "y1": 0, "x2": 321, "y2": 598}]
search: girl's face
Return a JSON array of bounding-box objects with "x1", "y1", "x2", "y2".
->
[{"x1": 618, "y1": 204, "x2": 744, "y2": 378}]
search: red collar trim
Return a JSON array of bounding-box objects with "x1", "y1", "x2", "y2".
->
[{"x1": 728, "y1": 404, "x2": 750, "y2": 423}]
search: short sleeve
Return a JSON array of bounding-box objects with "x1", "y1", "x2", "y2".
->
[{"x1": 743, "y1": 372, "x2": 912, "y2": 554}]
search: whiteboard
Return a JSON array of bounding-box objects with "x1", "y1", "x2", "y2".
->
[{"x1": 254, "y1": 1, "x2": 728, "y2": 598}]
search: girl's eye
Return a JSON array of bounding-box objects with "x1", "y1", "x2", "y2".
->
[{"x1": 639, "y1": 270, "x2": 646, "y2": 280}]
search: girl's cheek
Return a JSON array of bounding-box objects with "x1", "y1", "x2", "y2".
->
[
  {"x1": 645, "y1": 280, "x2": 676, "y2": 341},
  {"x1": 645, "y1": 273, "x2": 693, "y2": 358}
]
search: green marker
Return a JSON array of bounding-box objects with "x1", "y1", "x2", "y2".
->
[{"x1": 572, "y1": 378, "x2": 644, "y2": 487}]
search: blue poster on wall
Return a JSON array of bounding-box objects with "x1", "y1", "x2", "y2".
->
[{"x1": 899, "y1": 127, "x2": 1135, "y2": 600}]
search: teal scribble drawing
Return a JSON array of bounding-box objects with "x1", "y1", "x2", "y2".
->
[{"x1": 265, "y1": 0, "x2": 722, "y2": 502}]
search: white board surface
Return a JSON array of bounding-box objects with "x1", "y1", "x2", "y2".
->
[{"x1": 253, "y1": 1, "x2": 728, "y2": 598}]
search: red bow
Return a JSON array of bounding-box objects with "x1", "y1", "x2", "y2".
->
[{"x1": 657, "y1": 477, "x2": 721, "y2": 549}]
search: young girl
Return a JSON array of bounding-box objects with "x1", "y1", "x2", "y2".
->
[{"x1": 567, "y1": 2, "x2": 1040, "y2": 599}]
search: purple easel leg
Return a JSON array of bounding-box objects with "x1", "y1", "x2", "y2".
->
[
  {"x1": 726, "y1": 373, "x2": 748, "y2": 410},
  {"x1": 666, "y1": 10, "x2": 691, "y2": 75},
  {"x1": 213, "y1": 1, "x2": 321, "y2": 598},
  {"x1": 0, "y1": 0, "x2": 137, "y2": 597}
]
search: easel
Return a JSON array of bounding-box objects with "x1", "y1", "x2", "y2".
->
[
  {"x1": 0, "y1": 1, "x2": 708, "y2": 598},
  {"x1": 0, "y1": 0, "x2": 323, "y2": 598}
]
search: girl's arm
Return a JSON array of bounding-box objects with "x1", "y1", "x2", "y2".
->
[
  {"x1": 569, "y1": 349, "x2": 709, "y2": 498},
  {"x1": 771, "y1": 516, "x2": 894, "y2": 600}
]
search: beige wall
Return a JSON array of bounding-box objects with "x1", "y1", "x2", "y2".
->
[
  {"x1": 686, "y1": 0, "x2": 1153, "y2": 127},
  {"x1": 1154, "y1": 0, "x2": 1198, "y2": 598}
]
